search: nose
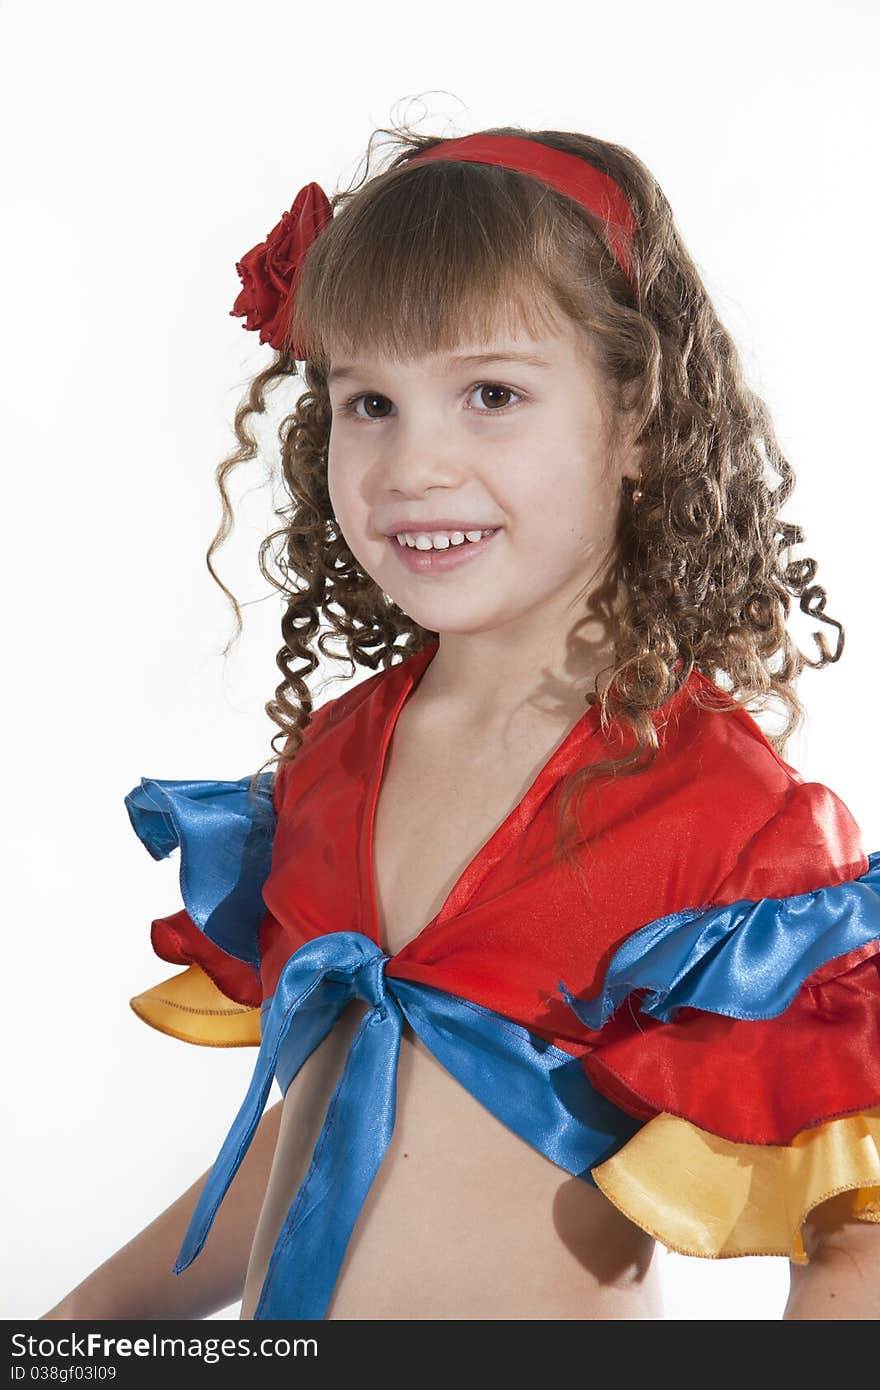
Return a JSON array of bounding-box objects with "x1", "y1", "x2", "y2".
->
[{"x1": 381, "y1": 418, "x2": 468, "y2": 495}]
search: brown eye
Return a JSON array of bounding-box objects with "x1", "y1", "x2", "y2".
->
[
  {"x1": 468, "y1": 383, "x2": 523, "y2": 413},
  {"x1": 477, "y1": 384, "x2": 513, "y2": 409},
  {"x1": 347, "y1": 393, "x2": 392, "y2": 420}
]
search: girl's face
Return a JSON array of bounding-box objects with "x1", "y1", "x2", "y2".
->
[{"x1": 325, "y1": 316, "x2": 640, "y2": 642}]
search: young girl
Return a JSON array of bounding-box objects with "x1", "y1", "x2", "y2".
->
[{"x1": 43, "y1": 123, "x2": 880, "y2": 1322}]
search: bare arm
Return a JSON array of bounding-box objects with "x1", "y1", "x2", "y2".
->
[
  {"x1": 784, "y1": 1192, "x2": 880, "y2": 1320},
  {"x1": 40, "y1": 1098, "x2": 283, "y2": 1322}
]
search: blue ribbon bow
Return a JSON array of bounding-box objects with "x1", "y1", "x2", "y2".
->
[{"x1": 173, "y1": 931, "x2": 641, "y2": 1320}]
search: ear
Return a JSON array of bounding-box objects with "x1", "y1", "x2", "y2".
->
[
  {"x1": 620, "y1": 458, "x2": 642, "y2": 485},
  {"x1": 613, "y1": 419, "x2": 644, "y2": 486},
  {"x1": 608, "y1": 390, "x2": 645, "y2": 487}
]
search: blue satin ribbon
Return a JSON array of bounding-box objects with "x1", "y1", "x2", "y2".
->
[
  {"x1": 124, "y1": 774, "x2": 275, "y2": 968},
  {"x1": 559, "y1": 849, "x2": 880, "y2": 1029},
  {"x1": 172, "y1": 931, "x2": 642, "y2": 1321}
]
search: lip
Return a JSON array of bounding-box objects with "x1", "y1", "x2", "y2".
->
[
  {"x1": 388, "y1": 528, "x2": 501, "y2": 574},
  {"x1": 383, "y1": 520, "x2": 501, "y2": 536}
]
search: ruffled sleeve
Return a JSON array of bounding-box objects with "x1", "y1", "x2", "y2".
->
[
  {"x1": 558, "y1": 778, "x2": 880, "y2": 1264},
  {"x1": 123, "y1": 771, "x2": 277, "y2": 1048}
]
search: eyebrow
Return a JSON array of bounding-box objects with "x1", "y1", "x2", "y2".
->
[{"x1": 327, "y1": 351, "x2": 553, "y2": 386}]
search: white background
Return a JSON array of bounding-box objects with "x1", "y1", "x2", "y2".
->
[{"x1": 4, "y1": 0, "x2": 878, "y2": 1322}]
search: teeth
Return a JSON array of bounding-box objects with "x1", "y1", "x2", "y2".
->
[{"x1": 394, "y1": 528, "x2": 496, "y2": 551}]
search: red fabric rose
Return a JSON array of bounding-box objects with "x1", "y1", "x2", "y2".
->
[{"x1": 229, "y1": 181, "x2": 333, "y2": 355}]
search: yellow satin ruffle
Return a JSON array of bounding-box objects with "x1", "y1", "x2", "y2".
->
[
  {"x1": 591, "y1": 1107, "x2": 880, "y2": 1264},
  {"x1": 130, "y1": 963, "x2": 262, "y2": 1048}
]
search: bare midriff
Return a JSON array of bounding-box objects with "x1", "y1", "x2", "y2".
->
[{"x1": 240, "y1": 1003, "x2": 663, "y2": 1320}]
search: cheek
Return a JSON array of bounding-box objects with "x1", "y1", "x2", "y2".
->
[
  {"x1": 326, "y1": 457, "x2": 379, "y2": 567},
  {"x1": 506, "y1": 458, "x2": 594, "y2": 530},
  {"x1": 326, "y1": 454, "x2": 361, "y2": 527},
  {"x1": 511, "y1": 459, "x2": 618, "y2": 555}
]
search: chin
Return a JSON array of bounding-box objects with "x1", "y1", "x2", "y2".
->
[{"x1": 393, "y1": 600, "x2": 518, "y2": 638}]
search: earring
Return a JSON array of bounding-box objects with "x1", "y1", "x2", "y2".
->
[{"x1": 631, "y1": 475, "x2": 643, "y2": 504}]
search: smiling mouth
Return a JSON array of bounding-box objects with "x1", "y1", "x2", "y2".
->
[
  {"x1": 387, "y1": 527, "x2": 502, "y2": 573},
  {"x1": 391, "y1": 527, "x2": 500, "y2": 552}
]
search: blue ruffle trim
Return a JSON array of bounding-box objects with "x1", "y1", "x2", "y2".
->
[
  {"x1": 124, "y1": 773, "x2": 276, "y2": 969},
  {"x1": 559, "y1": 849, "x2": 880, "y2": 1029}
]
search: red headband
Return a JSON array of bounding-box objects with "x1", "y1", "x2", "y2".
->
[{"x1": 230, "y1": 133, "x2": 638, "y2": 355}]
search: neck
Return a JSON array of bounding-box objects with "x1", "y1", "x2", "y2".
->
[{"x1": 416, "y1": 622, "x2": 619, "y2": 727}]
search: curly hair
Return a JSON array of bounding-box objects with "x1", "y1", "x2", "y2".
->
[{"x1": 206, "y1": 117, "x2": 844, "y2": 871}]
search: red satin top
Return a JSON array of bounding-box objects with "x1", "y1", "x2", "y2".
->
[
  {"x1": 136, "y1": 639, "x2": 880, "y2": 1266},
  {"x1": 255, "y1": 640, "x2": 871, "y2": 1136},
  {"x1": 143, "y1": 636, "x2": 878, "y2": 1150}
]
